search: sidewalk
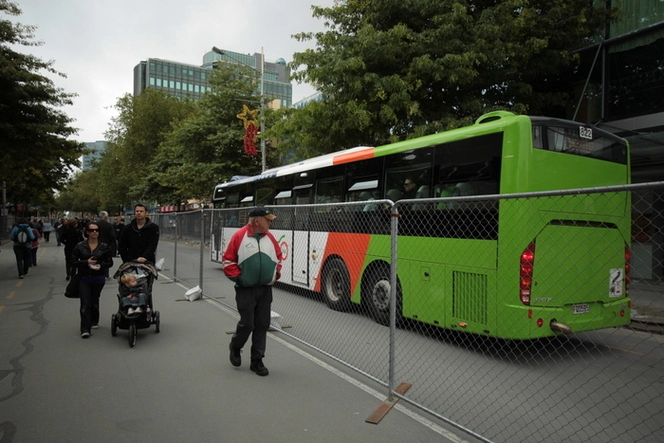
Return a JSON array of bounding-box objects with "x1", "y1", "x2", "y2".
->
[
  {"x1": 0, "y1": 238, "x2": 470, "y2": 442},
  {"x1": 630, "y1": 279, "x2": 664, "y2": 334}
]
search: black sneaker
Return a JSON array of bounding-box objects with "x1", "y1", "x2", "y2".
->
[
  {"x1": 250, "y1": 359, "x2": 269, "y2": 376},
  {"x1": 229, "y1": 343, "x2": 241, "y2": 367},
  {"x1": 81, "y1": 331, "x2": 90, "y2": 339}
]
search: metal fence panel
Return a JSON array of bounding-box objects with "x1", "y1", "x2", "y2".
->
[{"x1": 164, "y1": 182, "x2": 664, "y2": 442}]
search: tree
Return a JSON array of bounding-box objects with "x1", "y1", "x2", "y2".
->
[
  {"x1": 0, "y1": 0, "x2": 85, "y2": 208},
  {"x1": 55, "y1": 169, "x2": 102, "y2": 214},
  {"x1": 285, "y1": 0, "x2": 615, "y2": 157},
  {"x1": 148, "y1": 61, "x2": 265, "y2": 200},
  {"x1": 98, "y1": 89, "x2": 196, "y2": 207}
]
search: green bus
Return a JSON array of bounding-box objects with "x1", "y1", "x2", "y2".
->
[{"x1": 211, "y1": 111, "x2": 631, "y2": 339}]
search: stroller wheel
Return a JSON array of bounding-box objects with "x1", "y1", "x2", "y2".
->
[
  {"x1": 111, "y1": 314, "x2": 117, "y2": 337},
  {"x1": 128, "y1": 324, "x2": 137, "y2": 348},
  {"x1": 155, "y1": 311, "x2": 160, "y2": 333}
]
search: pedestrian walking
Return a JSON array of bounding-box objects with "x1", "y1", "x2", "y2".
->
[
  {"x1": 97, "y1": 211, "x2": 116, "y2": 278},
  {"x1": 29, "y1": 223, "x2": 41, "y2": 267},
  {"x1": 72, "y1": 222, "x2": 114, "y2": 338},
  {"x1": 9, "y1": 218, "x2": 36, "y2": 279},
  {"x1": 223, "y1": 206, "x2": 283, "y2": 376},
  {"x1": 54, "y1": 217, "x2": 64, "y2": 246},
  {"x1": 118, "y1": 204, "x2": 159, "y2": 264},
  {"x1": 42, "y1": 220, "x2": 53, "y2": 242},
  {"x1": 61, "y1": 218, "x2": 84, "y2": 280},
  {"x1": 113, "y1": 217, "x2": 125, "y2": 256}
]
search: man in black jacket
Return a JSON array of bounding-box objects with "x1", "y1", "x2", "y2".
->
[{"x1": 118, "y1": 204, "x2": 160, "y2": 264}]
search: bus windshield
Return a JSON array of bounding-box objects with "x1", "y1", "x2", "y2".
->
[{"x1": 532, "y1": 122, "x2": 627, "y2": 164}]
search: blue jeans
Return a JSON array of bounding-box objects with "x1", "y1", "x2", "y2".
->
[
  {"x1": 79, "y1": 279, "x2": 105, "y2": 333},
  {"x1": 12, "y1": 245, "x2": 31, "y2": 276},
  {"x1": 230, "y1": 285, "x2": 273, "y2": 362}
]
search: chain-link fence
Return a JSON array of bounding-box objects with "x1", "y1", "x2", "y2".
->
[{"x1": 151, "y1": 181, "x2": 664, "y2": 443}]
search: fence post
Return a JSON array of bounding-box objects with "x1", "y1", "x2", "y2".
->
[
  {"x1": 173, "y1": 213, "x2": 178, "y2": 281},
  {"x1": 199, "y1": 209, "x2": 205, "y2": 291},
  {"x1": 388, "y1": 203, "x2": 399, "y2": 402}
]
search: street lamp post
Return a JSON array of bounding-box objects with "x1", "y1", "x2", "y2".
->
[{"x1": 212, "y1": 46, "x2": 266, "y2": 172}]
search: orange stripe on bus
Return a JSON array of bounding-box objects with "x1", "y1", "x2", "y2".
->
[
  {"x1": 315, "y1": 233, "x2": 371, "y2": 297},
  {"x1": 333, "y1": 148, "x2": 374, "y2": 165}
]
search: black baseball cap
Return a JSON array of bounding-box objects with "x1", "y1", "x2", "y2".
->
[{"x1": 248, "y1": 206, "x2": 277, "y2": 220}]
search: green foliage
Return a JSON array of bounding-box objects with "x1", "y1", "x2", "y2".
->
[
  {"x1": 283, "y1": 0, "x2": 615, "y2": 156},
  {"x1": 55, "y1": 170, "x2": 102, "y2": 214},
  {"x1": 98, "y1": 89, "x2": 197, "y2": 207},
  {"x1": 148, "y1": 62, "x2": 264, "y2": 201},
  {"x1": 0, "y1": 0, "x2": 85, "y2": 209}
]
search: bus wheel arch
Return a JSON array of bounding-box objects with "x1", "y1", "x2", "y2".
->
[
  {"x1": 362, "y1": 261, "x2": 403, "y2": 326},
  {"x1": 321, "y1": 257, "x2": 351, "y2": 312}
]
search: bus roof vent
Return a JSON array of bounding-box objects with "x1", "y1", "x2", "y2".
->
[{"x1": 475, "y1": 111, "x2": 515, "y2": 125}]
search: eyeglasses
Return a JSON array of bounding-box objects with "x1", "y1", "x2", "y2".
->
[{"x1": 86, "y1": 229, "x2": 99, "y2": 232}]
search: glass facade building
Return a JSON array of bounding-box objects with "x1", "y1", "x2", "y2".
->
[
  {"x1": 133, "y1": 59, "x2": 213, "y2": 101},
  {"x1": 133, "y1": 49, "x2": 292, "y2": 106},
  {"x1": 81, "y1": 141, "x2": 107, "y2": 171},
  {"x1": 573, "y1": 2, "x2": 664, "y2": 281},
  {"x1": 570, "y1": 2, "x2": 664, "y2": 184}
]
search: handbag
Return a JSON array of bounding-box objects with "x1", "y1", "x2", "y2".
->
[{"x1": 65, "y1": 273, "x2": 81, "y2": 298}]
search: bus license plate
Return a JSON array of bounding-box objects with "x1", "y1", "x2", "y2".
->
[{"x1": 573, "y1": 303, "x2": 590, "y2": 314}]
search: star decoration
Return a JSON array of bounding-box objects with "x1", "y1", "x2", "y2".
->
[{"x1": 236, "y1": 104, "x2": 258, "y2": 129}]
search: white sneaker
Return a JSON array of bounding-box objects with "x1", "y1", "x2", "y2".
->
[
  {"x1": 134, "y1": 307, "x2": 143, "y2": 313},
  {"x1": 128, "y1": 308, "x2": 135, "y2": 315}
]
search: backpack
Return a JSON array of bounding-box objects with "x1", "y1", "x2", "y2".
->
[{"x1": 16, "y1": 226, "x2": 31, "y2": 246}]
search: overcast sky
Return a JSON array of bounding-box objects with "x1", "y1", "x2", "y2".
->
[{"x1": 11, "y1": 0, "x2": 334, "y2": 143}]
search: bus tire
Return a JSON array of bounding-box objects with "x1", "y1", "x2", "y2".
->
[
  {"x1": 367, "y1": 266, "x2": 403, "y2": 327},
  {"x1": 322, "y1": 258, "x2": 351, "y2": 312}
]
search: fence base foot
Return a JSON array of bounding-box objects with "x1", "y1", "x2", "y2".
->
[{"x1": 365, "y1": 382, "x2": 411, "y2": 424}]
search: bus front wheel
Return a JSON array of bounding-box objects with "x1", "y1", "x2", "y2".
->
[
  {"x1": 322, "y1": 258, "x2": 351, "y2": 312},
  {"x1": 367, "y1": 267, "x2": 403, "y2": 326}
]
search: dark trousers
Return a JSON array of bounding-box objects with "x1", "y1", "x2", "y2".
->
[
  {"x1": 230, "y1": 285, "x2": 273, "y2": 362},
  {"x1": 79, "y1": 279, "x2": 104, "y2": 333},
  {"x1": 31, "y1": 247, "x2": 38, "y2": 266},
  {"x1": 12, "y1": 245, "x2": 31, "y2": 276},
  {"x1": 64, "y1": 248, "x2": 76, "y2": 277}
]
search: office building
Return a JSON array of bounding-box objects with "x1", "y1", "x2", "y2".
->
[
  {"x1": 81, "y1": 141, "x2": 107, "y2": 171},
  {"x1": 573, "y1": 3, "x2": 664, "y2": 280},
  {"x1": 133, "y1": 49, "x2": 292, "y2": 107}
]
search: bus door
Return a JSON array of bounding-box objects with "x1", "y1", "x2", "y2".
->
[
  {"x1": 292, "y1": 230, "x2": 309, "y2": 285},
  {"x1": 291, "y1": 186, "x2": 313, "y2": 286}
]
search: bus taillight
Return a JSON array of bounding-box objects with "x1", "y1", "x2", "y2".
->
[
  {"x1": 520, "y1": 242, "x2": 536, "y2": 305},
  {"x1": 625, "y1": 245, "x2": 631, "y2": 297}
]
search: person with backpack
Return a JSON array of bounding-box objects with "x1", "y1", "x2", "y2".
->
[{"x1": 9, "y1": 218, "x2": 36, "y2": 279}]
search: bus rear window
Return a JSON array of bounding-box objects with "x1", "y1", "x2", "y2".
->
[{"x1": 532, "y1": 125, "x2": 627, "y2": 164}]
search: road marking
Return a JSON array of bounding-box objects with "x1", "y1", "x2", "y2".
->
[
  {"x1": 7, "y1": 292, "x2": 15, "y2": 299},
  {"x1": 0, "y1": 306, "x2": 4, "y2": 314}
]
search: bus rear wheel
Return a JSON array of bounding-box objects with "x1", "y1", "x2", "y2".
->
[
  {"x1": 322, "y1": 258, "x2": 351, "y2": 312},
  {"x1": 367, "y1": 267, "x2": 403, "y2": 326}
]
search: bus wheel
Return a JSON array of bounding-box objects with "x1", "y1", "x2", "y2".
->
[
  {"x1": 322, "y1": 258, "x2": 351, "y2": 312},
  {"x1": 367, "y1": 268, "x2": 402, "y2": 326}
]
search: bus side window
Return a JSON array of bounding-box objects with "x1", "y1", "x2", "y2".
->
[{"x1": 315, "y1": 176, "x2": 344, "y2": 209}]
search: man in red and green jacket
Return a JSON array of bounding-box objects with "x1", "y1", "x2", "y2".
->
[{"x1": 223, "y1": 206, "x2": 283, "y2": 376}]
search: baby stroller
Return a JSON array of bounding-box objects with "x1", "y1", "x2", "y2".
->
[{"x1": 111, "y1": 261, "x2": 161, "y2": 347}]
